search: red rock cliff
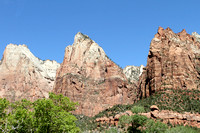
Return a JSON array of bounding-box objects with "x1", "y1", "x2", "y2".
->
[
  {"x1": 138, "y1": 27, "x2": 200, "y2": 98},
  {"x1": 53, "y1": 32, "x2": 136, "y2": 116}
]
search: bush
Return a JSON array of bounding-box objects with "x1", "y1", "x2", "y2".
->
[
  {"x1": 119, "y1": 115, "x2": 132, "y2": 128},
  {"x1": 145, "y1": 119, "x2": 168, "y2": 133},
  {"x1": 165, "y1": 126, "x2": 200, "y2": 133},
  {"x1": 131, "y1": 106, "x2": 146, "y2": 114},
  {"x1": 105, "y1": 127, "x2": 120, "y2": 133}
]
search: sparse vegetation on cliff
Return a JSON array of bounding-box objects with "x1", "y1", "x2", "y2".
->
[{"x1": 94, "y1": 88, "x2": 200, "y2": 118}]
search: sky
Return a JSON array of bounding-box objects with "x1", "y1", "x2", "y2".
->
[{"x1": 0, "y1": 0, "x2": 200, "y2": 68}]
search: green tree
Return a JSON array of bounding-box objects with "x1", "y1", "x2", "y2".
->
[
  {"x1": 0, "y1": 93, "x2": 80, "y2": 133},
  {"x1": 33, "y1": 93, "x2": 80, "y2": 133},
  {"x1": 119, "y1": 106, "x2": 148, "y2": 133},
  {"x1": 4, "y1": 99, "x2": 34, "y2": 132}
]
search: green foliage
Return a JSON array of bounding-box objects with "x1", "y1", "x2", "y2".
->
[
  {"x1": 105, "y1": 127, "x2": 120, "y2": 133},
  {"x1": 0, "y1": 98, "x2": 9, "y2": 118},
  {"x1": 75, "y1": 114, "x2": 97, "y2": 131},
  {"x1": 0, "y1": 93, "x2": 80, "y2": 133},
  {"x1": 131, "y1": 114, "x2": 148, "y2": 128},
  {"x1": 119, "y1": 115, "x2": 132, "y2": 128},
  {"x1": 131, "y1": 106, "x2": 145, "y2": 114},
  {"x1": 119, "y1": 114, "x2": 148, "y2": 133},
  {"x1": 165, "y1": 126, "x2": 200, "y2": 133},
  {"x1": 6, "y1": 99, "x2": 34, "y2": 132},
  {"x1": 145, "y1": 119, "x2": 168, "y2": 133}
]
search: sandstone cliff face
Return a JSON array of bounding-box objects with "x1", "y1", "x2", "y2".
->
[
  {"x1": 123, "y1": 65, "x2": 144, "y2": 84},
  {"x1": 53, "y1": 32, "x2": 136, "y2": 116},
  {"x1": 0, "y1": 44, "x2": 60, "y2": 101},
  {"x1": 138, "y1": 27, "x2": 200, "y2": 98}
]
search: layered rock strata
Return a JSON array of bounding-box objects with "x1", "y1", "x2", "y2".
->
[
  {"x1": 0, "y1": 44, "x2": 60, "y2": 101},
  {"x1": 138, "y1": 27, "x2": 200, "y2": 98},
  {"x1": 53, "y1": 32, "x2": 136, "y2": 116}
]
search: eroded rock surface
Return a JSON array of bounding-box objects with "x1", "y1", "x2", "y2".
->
[
  {"x1": 0, "y1": 44, "x2": 60, "y2": 101},
  {"x1": 53, "y1": 32, "x2": 136, "y2": 116},
  {"x1": 138, "y1": 27, "x2": 200, "y2": 98}
]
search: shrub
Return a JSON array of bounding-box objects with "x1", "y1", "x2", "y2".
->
[
  {"x1": 105, "y1": 127, "x2": 120, "y2": 133},
  {"x1": 145, "y1": 119, "x2": 168, "y2": 133},
  {"x1": 131, "y1": 106, "x2": 146, "y2": 114},
  {"x1": 165, "y1": 125, "x2": 200, "y2": 133},
  {"x1": 119, "y1": 115, "x2": 132, "y2": 128}
]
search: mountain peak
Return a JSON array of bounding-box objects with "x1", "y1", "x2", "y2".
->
[{"x1": 74, "y1": 32, "x2": 91, "y2": 44}]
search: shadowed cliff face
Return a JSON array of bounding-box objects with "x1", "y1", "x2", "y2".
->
[
  {"x1": 0, "y1": 44, "x2": 60, "y2": 102},
  {"x1": 53, "y1": 32, "x2": 137, "y2": 117},
  {"x1": 138, "y1": 27, "x2": 200, "y2": 98}
]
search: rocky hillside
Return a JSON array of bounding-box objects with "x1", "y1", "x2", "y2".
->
[
  {"x1": 0, "y1": 44, "x2": 60, "y2": 101},
  {"x1": 138, "y1": 27, "x2": 200, "y2": 98},
  {"x1": 123, "y1": 65, "x2": 144, "y2": 84},
  {"x1": 53, "y1": 32, "x2": 137, "y2": 117}
]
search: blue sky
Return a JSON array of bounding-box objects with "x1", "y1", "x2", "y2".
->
[{"x1": 0, "y1": 0, "x2": 200, "y2": 68}]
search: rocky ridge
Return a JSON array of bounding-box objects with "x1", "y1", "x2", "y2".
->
[
  {"x1": 0, "y1": 44, "x2": 60, "y2": 101},
  {"x1": 53, "y1": 32, "x2": 137, "y2": 117},
  {"x1": 138, "y1": 27, "x2": 200, "y2": 98}
]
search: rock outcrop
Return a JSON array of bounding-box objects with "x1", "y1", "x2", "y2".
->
[
  {"x1": 53, "y1": 32, "x2": 136, "y2": 116},
  {"x1": 138, "y1": 27, "x2": 200, "y2": 98},
  {"x1": 0, "y1": 44, "x2": 60, "y2": 101},
  {"x1": 96, "y1": 106, "x2": 200, "y2": 128},
  {"x1": 123, "y1": 65, "x2": 144, "y2": 84}
]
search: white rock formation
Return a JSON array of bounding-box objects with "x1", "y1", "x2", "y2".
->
[
  {"x1": 192, "y1": 32, "x2": 200, "y2": 42},
  {"x1": 123, "y1": 65, "x2": 144, "y2": 83}
]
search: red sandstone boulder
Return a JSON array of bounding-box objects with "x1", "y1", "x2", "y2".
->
[{"x1": 150, "y1": 105, "x2": 159, "y2": 111}]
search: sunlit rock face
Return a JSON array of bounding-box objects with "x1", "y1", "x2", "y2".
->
[
  {"x1": 138, "y1": 27, "x2": 200, "y2": 98},
  {"x1": 53, "y1": 32, "x2": 137, "y2": 117},
  {"x1": 0, "y1": 44, "x2": 60, "y2": 101},
  {"x1": 123, "y1": 65, "x2": 144, "y2": 84}
]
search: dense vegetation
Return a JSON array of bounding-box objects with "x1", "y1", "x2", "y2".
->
[{"x1": 0, "y1": 93, "x2": 80, "y2": 133}]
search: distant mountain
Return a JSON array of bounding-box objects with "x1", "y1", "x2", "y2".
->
[
  {"x1": 123, "y1": 65, "x2": 144, "y2": 84},
  {"x1": 53, "y1": 32, "x2": 137, "y2": 116},
  {"x1": 0, "y1": 44, "x2": 60, "y2": 101}
]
